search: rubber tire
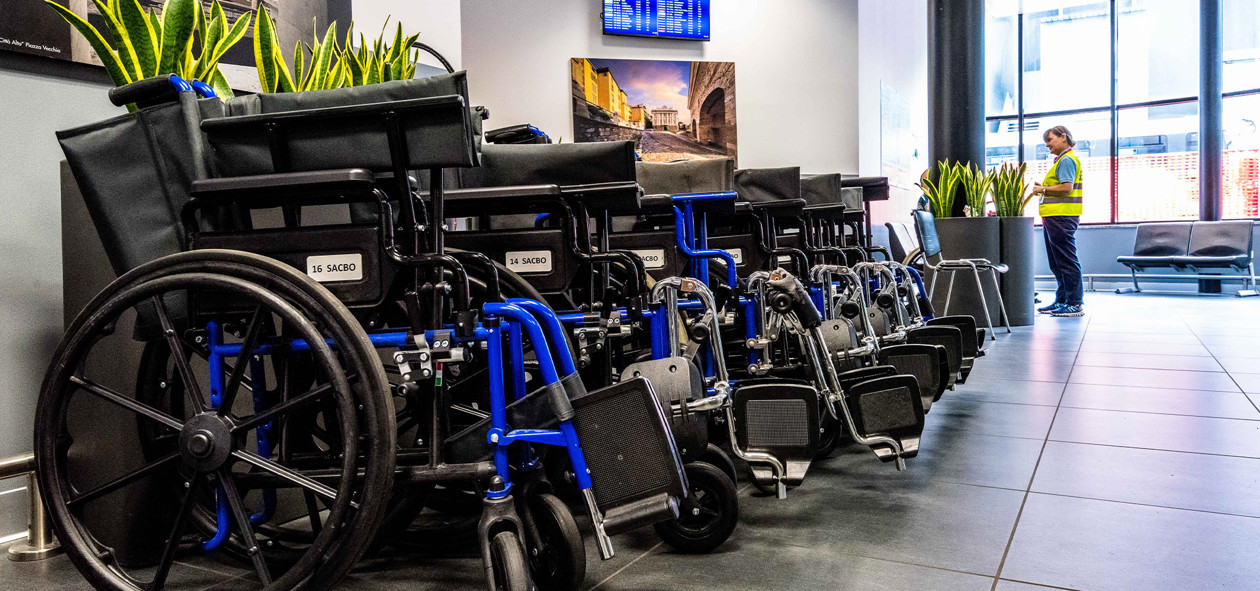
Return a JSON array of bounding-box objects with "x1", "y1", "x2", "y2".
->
[
  {"x1": 527, "y1": 494, "x2": 586, "y2": 591},
  {"x1": 490, "y1": 530, "x2": 532, "y2": 591},
  {"x1": 653, "y1": 462, "x2": 738, "y2": 554},
  {"x1": 701, "y1": 443, "x2": 739, "y2": 486},
  {"x1": 815, "y1": 411, "x2": 841, "y2": 460}
]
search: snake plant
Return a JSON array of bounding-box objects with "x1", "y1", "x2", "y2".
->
[
  {"x1": 917, "y1": 159, "x2": 962, "y2": 218},
  {"x1": 46, "y1": 0, "x2": 250, "y2": 105},
  {"x1": 256, "y1": 18, "x2": 424, "y2": 93},
  {"x1": 956, "y1": 161, "x2": 994, "y2": 218},
  {"x1": 992, "y1": 162, "x2": 1032, "y2": 217}
]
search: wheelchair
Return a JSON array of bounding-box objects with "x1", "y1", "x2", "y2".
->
[{"x1": 44, "y1": 72, "x2": 699, "y2": 591}]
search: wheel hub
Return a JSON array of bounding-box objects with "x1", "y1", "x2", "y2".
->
[{"x1": 179, "y1": 413, "x2": 234, "y2": 472}]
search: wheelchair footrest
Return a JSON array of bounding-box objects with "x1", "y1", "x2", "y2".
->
[
  {"x1": 926, "y1": 315, "x2": 982, "y2": 381},
  {"x1": 879, "y1": 343, "x2": 948, "y2": 408},
  {"x1": 733, "y1": 381, "x2": 820, "y2": 486},
  {"x1": 844, "y1": 375, "x2": 925, "y2": 461},
  {"x1": 905, "y1": 325, "x2": 964, "y2": 393}
]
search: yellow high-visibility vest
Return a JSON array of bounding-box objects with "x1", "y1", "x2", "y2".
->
[{"x1": 1039, "y1": 149, "x2": 1083, "y2": 217}]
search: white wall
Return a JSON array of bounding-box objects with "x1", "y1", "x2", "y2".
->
[
  {"x1": 858, "y1": 0, "x2": 929, "y2": 226},
  {"x1": 460, "y1": 0, "x2": 859, "y2": 173},
  {"x1": 353, "y1": 0, "x2": 462, "y2": 71}
]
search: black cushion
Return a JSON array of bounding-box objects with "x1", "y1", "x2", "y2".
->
[
  {"x1": 734, "y1": 167, "x2": 801, "y2": 202},
  {"x1": 800, "y1": 173, "x2": 843, "y2": 206},
  {"x1": 635, "y1": 158, "x2": 733, "y2": 195},
  {"x1": 1130, "y1": 222, "x2": 1192, "y2": 256},
  {"x1": 1117, "y1": 255, "x2": 1177, "y2": 268},
  {"x1": 1186, "y1": 221, "x2": 1254, "y2": 257},
  {"x1": 1170, "y1": 255, "x2": 1250, "y2": 268}
]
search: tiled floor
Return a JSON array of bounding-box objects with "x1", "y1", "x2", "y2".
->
[{"x1": 4, "y1": 292, "x2": 1259, "y2": 591}]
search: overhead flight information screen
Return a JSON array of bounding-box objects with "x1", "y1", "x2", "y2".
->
[{"x1": 602, "y1": 0, "x2": 710, "y2": 41}]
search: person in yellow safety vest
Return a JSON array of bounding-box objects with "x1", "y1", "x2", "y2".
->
[{"x1": 1031, "y1": 125, "x2": 1085, "y2": 317}]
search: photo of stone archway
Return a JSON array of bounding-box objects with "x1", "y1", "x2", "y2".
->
[{"x1": 571, "y1": 57, "x2": 737, "y2": 164}]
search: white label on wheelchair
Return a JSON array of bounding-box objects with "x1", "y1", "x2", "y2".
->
[
  {"x1": 724, "y1": 248, "x2": 744, "y2": 265},
  {"x1": 307, "y1": 254, "x2": 363, "y2": 282},
  {"x1": 777, "y1": 255, "x2": 792, "y2": 265},
  {"x1": 506, "y1": 250, "x2": 552, "y2": 273},
  {"x1": 631, "y1": 249, "x2": 667, "y2": 269}
]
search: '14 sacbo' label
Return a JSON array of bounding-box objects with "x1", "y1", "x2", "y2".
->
[
  {"x1": 505, "y1": 250, "x2": 552, "y2": 273},
  {"x1": 631, "y1": 249, "x2": 667, "y2": 269}
]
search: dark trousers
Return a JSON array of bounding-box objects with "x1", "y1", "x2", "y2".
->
[{"x1": 1043, "y1": 215, "x2": 1083, "y2": 306}]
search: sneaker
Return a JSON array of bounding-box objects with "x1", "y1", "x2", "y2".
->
[
  {"x1": 1052, "y1": 304, "x2": 1084, "y2": 317},
  {"x1": 1037, "y1": 302, "x2": 1063, "y2": 314}
]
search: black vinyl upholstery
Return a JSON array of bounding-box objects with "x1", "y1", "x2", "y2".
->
[
  {"x1": 1117, "y1": 223, "x2": 1191, "y2": 268},
  {"x1": 1117, "y1": 221, "x2": 1253, "y2": 271}
]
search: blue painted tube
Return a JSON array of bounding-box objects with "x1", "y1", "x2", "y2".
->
[
  {"x1": 485, "y1": 323, "x2": 513, "y2": 491},
  {"x1": 672, "y1": 191, "x2": 739, "y2": 204},
  {"x1": 189, "y1": 79, "x2": 216, "y2": 98},
  {"x1": 249, "y1": 355, "x2": 276, "y2": 526},
  {"x1": 204, "y1": 321, "x2": 229, "y2": 551},
  {"x1": 210, "y1": 328, "x2": 489, "y2": 357},
  {"x1": 507, "y1": 322, "x2": 526, "y2": 402},
  {"x1": 674, "y1": 206, "x2": 738, "y2": 287},
  {"x1": 168, "y1": 75, "x2": 193, "y2": 93},
  {"x1": 743, "y1": 298, "x2": 760, "y2": 367},
  {"x1": 650, "y1": 307, "x2": 668, "y2": 359},
  {"x1": 483, "y1": 303, "x2": 561, "y2": 384},
  {"x1": 558, "y1": 420, "x2": 594, "y2": 490},
  {"x1": 505, "y1": 298, "x2": 578, "y2": 375}
]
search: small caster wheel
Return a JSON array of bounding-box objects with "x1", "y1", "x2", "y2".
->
[
  {"x1": 653, "y1": 461, "x2": 738, "y2": 554},
  {"x1": 526, "y1": 494, "x2": 585, "y2": 591},
  {"x1": 490, "y1": 530, "x2": 532, "y2": 591}
]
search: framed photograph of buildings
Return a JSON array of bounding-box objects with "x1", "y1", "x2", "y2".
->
[{"x1": 571, "y1": 57, "x2": 737, "y2": 164}]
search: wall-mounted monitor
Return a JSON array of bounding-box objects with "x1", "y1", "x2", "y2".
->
[{"x1": 602, "y1": 0, "x2": 710, "y2": 41}]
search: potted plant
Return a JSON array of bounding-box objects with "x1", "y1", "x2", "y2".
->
[
  {"x1": 993, "y1": 162, "x2": 1036, "y2": 326},
  {"x1": 916, "y1": 161, "x2": 1002, "y2": 322}
]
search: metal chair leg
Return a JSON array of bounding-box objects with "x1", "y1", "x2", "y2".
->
[
  {"x1": 971, "y1": 267, "x2": 997, "y2": 341},
  {"x1": 990, "y1": 268, "x2": 1013, "y2": 333},
  {"x1": 943, "y1": 271, "x2": 957, "y2": 316},
  {"x1": 929, "y1": 267, "x2": 939, "y2": 299}
]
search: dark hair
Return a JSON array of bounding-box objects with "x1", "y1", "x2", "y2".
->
[{"x1": 1043, "y1": 125, "x2": 1076, "y2": 147}]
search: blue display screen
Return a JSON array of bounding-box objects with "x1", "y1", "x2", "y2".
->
[{"x1": 602, "y1": 0, "x2": 710, "y2": 41}]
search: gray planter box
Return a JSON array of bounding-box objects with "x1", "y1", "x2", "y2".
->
[
  {"x1": 999, "y1": 216, "x2": 1036, "y2": 326},
  {"x1": 926, "y1": 216, "x2": 1002, "y2": 325}
]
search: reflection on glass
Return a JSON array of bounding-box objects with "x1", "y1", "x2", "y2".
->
[
  {"x1": 1019, "y1": 111, "x2": 1113, "y2": 224},
  {"x1": 1116, "y1": 0, "x2": 1199, "y2": 103},
  {"x1": 1022, "y1": 0, "x2": 1111, "y2": 113},
  {"x1": 1224, "y1": 94, "x2": 1260, "y2": 218},
  {"x1": 1224, "y1": 0, "x2": 1260, "y2": 94},
  {"x1": 987, "y1": 0, "x2": 1020, "y2": 116},
  {"x1": 1116, "y1": 103, "x2": 1200, "y2": 222}
]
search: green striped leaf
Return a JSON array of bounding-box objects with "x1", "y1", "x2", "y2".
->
[
  {"x1": 345, "y1": 49, "x2": 364, "y2": 86},
  {"x1": 390, "y1": 52, "x2": 404, "y2": 81},
  {"x1": 194, "y1": 10, "x2": 222, "y2": 78},
  {"x1": 119, "y1": 0, "x2": 158, "y2": 76},
  {"x1": 309, "y1": 22, "x2": 337, "y2": 90},
  {"x1": 292, "y1": 41, "x2": 306, "y2": 92},
  {"x1": 252, "y1": 7, "x2": 277, "y2": 92},
  {"x1": 209, "y1": 66, "x2": 233, "y2": 98},
  {"x1": 157, "y1": 0, "x2": 195, "y2": 75},
  {"x1": 193, "y1": 0, "x2": 206, "y2": 59},
  {"x1": 91, "y1": 0, "x2": 141, "y2": 81},
  {"x1": 45, "y1": 1, "x2": 133, "y2": 87},
  {"x1": 386, "y1": 22, "x2": 403, "y2": 62}
]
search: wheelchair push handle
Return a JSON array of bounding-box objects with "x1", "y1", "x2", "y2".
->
[{"x1": 108, "y1": 74, "x2": 217, "y2": 108}]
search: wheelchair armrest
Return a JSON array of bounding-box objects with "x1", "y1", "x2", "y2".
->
[
  {"x1": 446, "y1": 184, "x2": 562, "y2": 202},
  {"x1": 640, "y1": 194, "x2": 676, "y2": 214},
  {"x1": 190, "y1": 169, "x2": 379, "y2": 206},
  {"x1": 559, "y1": 181, "x2": 643, "y2": 214}
]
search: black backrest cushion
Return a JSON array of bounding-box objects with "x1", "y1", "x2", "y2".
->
[
  {"x1": 1133, "y1": 222, "x2": 1192, "y2": 256},
  {"x1": 1187, "y1": 221, "x2": 1254, "y2": 257},
  {"x1": 459, "y1": 141, "x2": 636, "y2": 188},
  {"x1": 734, "y1": 167, "x2": 801, "y2": 202},
  {"x1": 636, "y1": 158, "x2": 734, "y2": 195},
  {"x1": 800, "y1": 173, "x2": 843, "y2": 206}
]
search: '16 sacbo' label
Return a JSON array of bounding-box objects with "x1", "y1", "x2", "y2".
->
[{"x1": 306, "y1": 254, "x2": 364, "y2": 282}]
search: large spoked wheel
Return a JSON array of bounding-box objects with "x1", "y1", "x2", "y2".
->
[
  {"x1": 36, "y1": 251, "x2": 395, "y2": 591},
  {"x1": 653, "y1": 462, "x2": 738, "y2": 554},
  {"x1": 525, "y1": 493, "x2": 585, "y2": 591},
  {"x1": 489, "y1": 531, "x2": 532, "y2": 591}
]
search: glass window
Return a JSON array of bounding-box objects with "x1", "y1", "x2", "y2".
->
[
  {"x1": 1023, "y1": 111, "x2": 1113, "y2": 224},
  {"x1": 987, "y1": 0, "x2": 1021, "y2": 116},
  {"x1": 1115, "y1": 103, "x2": 1201, "y2": 222},
  {"x1": 1224, "y1": 0, "x2": 1260, "y2": 93},
  {"x1": 986, "y1": 118, "x2": 1021, "y2": 167},
  {"x1": 1116, "y1": 0, "x2": 1200, "y2": 104},
  {"x1": 1224, "y1": 94, "x2": 1260, "y2": 218},
  {"x1": 1022, "y1": 1, "x2": 1111, "y2": 113}
]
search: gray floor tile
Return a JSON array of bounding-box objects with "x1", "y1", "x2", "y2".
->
[
  {"x1": 1194, "y1": 334, "x2": 1259, "y2": 348},
  {"x1": 1031, "y1": 441, "x2": 1260, "y2": 517},
  {"x1": 737, "y1": 478, "x2": 1024, "y2": 576},
  {"x1": 1204, "y1": 344, "x2": 1260, "y2": 358},
  {"x1": 993, "y1": 581, "x2": 1074, "y2": 591},
  {"x1": 1216, "y1": 357, "x2": 1260, "y2": 374},
  {"x1": 1067, "y1": 365, "x2": 1240, "y2": 392},
  {"x1": 1084, "y1": 323, "x2": 1191, "y2": 335},
  {"x1": 597, "y1": 542, "x2": 996, "y2": 591},
  {"x1": 1230, "y1": 372, "x2": 1260, "y2": 394},
  {"x1": 1002, "y1": 494, "x2": 1260, "y2": 591},
  {"x1": 925, "y1": 399, "x2": 1058, "y2": 440},
  {"x1": 1058, "y1": 383, "x2": 1259, "y2": 419},
  {"x1": 1049, "y1": 407, "x2": 1260, "y2": 457},
  {"x1": 956, "y1": 361, "x2": 1072, "y2": 383},
  {"x1": 1075, "y1": 341, "x2": 1211, "y2": 356},
  {"x1": 949, "y1": 379, "x2": 1065, "y2": 407},
  {"x1": 1073, "y1": 352, "x2": 1223, "y2": 372},
  {"x1": 818, "y1": 430, "x2": 1043, "y2": 491},
  {"x1": 1078, "y1": 332, "x2": 1202, "y2": 345},
  {"x1": 0, "y1": 541, "x2": 232, "y2": 591}
]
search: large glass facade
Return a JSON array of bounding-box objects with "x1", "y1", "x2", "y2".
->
[{"x1": 985, "y1": 0, "x2": 1260, "y2": 223}]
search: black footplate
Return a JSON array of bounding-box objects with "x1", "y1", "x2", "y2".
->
[
  {"x1": 733, "y1": 381, "x2": 819, "y2": 487},
  {"x1": 878, "y1": 343, "x2": 949, "y2": 408},
  {"x1": 926, "y1": 315, "x2": 981, "y2": 382},
  {"x1": 844, "y1": 374, "x2": 925, "y2": 462}
]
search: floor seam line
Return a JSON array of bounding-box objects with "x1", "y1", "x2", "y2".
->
[
  {"x1": 1022, "y1": 490, "x2": 1260, "y2": 520},
  {"x1": 1053, "y1": 404, "x2": 1260, "y2": 421},
  {"x1": 988, "y1": 312, "x2": 1086, "y2": 591},
  {"x1": 1043, "y1": 438, "x2": 1260, "y2": 460}
]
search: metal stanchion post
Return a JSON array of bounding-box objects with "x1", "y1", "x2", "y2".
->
[{"x1": 4, "y1": 454, "x2": 63, "y2": 561}]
